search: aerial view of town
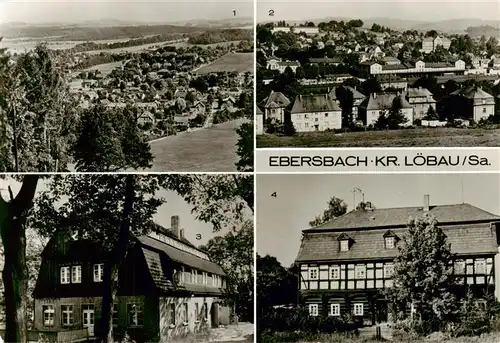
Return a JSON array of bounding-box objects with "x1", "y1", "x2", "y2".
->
[
  {"x1": 0, "y1": 1, "x2": 254, "y2": 172},
  {"x1": 256, "y1": 1, "x2": 500, "y2": 148}
]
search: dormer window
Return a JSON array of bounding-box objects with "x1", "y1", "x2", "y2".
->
[
  {"x1": 385, "y1": 237, "x2": 395, "y2": 249},
  {"x1": 338, "y1": 233, "x2": 352, "y2": 251},
  {"x1": 383, "y1": 230, "x2": 399, "y2": 249},
  {"x1": 340, "y1": 240, "x2": 349, "y2": 251}
]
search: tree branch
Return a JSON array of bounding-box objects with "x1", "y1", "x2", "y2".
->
[{"x1": 13, "y1": 175, "x2": 40, "y2": 213}]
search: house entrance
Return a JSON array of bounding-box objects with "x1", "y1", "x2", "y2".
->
[
  {"x1": 211, "y1": 302, "x2": 219, "y2": 328},
  {"x1": 375, "y1": 300, "x2": 388, "y2": 324},
  {"x1": 82, "y1": 305, "x2": 95, "y2": 336}
]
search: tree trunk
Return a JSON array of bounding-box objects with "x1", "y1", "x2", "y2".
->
[
  {"x1": 99, "y1": 175, "x2": 135, "y2": 343},
  {"x1": 0, "y1": 176, "x2": 39, "y2": 343}
]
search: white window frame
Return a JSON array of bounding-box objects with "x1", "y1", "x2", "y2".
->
[
  {"x1": 454, "y1": 260, "x2": 465, "y2": 275},
  {"x1": 385, "y1": 237, "x2": 395, "y2": 249},
  {"x1": 353, "y1": 303, "x2": 364, "y2": 316},
  {"x1": 340, "y1": 240, "x2": 349, "y2": 251},
  {"x1": 71, "y1": 265, "x2": 82, "y2": 284},
  {"x1": 475, "y1": 259, "x2": 486, "y2": 274},
  {"x1": 93, "y1": 264, "x2": 104, "y2": 282},
  {"x1": 330, "y1": 266, "x2": 340, "y2": 280},
  {"x1": 308, "y1": 303, "x2": 319, "y2": 317},
  {"x1": 384, "y1": 263, "x2": 395, "y2": 278},
  {"x1": 43, "y1": 305, "x2": 55, "y2": 326},
  {"x1": 61, "y1": 305, "x2": 74, "y2": 326},
  {"x1": 60, "y1": 266, "x2": 70, "y2": 284},
  {"x1": 127, "y1": 303, "x2": 144, "y2": 327},
  {"x1": 329, "y1": 303, "x2": 340, "y2": 317},
  {"x1": 308, "y1": 267, "x2": 318, "y2": 280},
  {"x1": 355, "y1": 265, "x2": 366, "y2": 279}
]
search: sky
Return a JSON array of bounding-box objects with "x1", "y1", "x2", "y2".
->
[
  {"x1": 0, "y1": 0, "x2": 253, "y2": 24},
  {"x1": 257, "y1": 0, "x2": 500, "y2": 22},
  {"x1": 0, "y1": 176, "x2": 237, "y2": 249},
  {"x1": 257, "y1": 173, "x2": 500, "y2": 267}
]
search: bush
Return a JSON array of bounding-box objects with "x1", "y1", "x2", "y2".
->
[{"x1": 283, "y1": 120, "x2": 297, "y2": 136}]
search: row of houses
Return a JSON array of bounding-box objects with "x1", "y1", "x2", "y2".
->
[
  {"x1": 295, "y1": 196, "x2": 500, "y2": 325},
  {"x1": 256, "y1": 86, "x2": 496, "y2": 134},
  {"x1": 32, "y1": 215, "x2": 229, "y2": 342}
]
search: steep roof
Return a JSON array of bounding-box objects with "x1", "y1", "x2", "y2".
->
[
  {"x1": 359, "y1": 93, "x2": 413, "y2": 111},
  {"x1": 291, "y1": 94, "x2": 341, "y2": 113},
  {"x1": 263, "y1": 91, "x2": 291, "y2": 108},
  {"x1": 329, "y1": 86, "x2": 366, "y2": 101},
  {"x1": 307, "y1": 203, "x2": 500, "y2": 232},
  {"x1": 296, "y1": 223, "x2": 498, "y2": 262},
  {"x1": 451, "y1": 86, "x2": 494, "y2": 100}
]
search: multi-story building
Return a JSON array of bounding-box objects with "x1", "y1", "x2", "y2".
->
[
  {"x1": 443, "y1": 86, "x2": 496, "y2": 122},
  {"x1": 295, "y1": 196, "x2": 500, "y2": 326},
  {"x1": 261, "y1": 91, "x2": 291, "y2": 123},
  {"x1": 358, "y1": 93, "x2": 414, "y2": 126},
  {"x1": 293, "y1": 26, "x2": 320, "y2": 35},
  {"x1": 365, "y1": 60, "x2": 465, "y2": 77},
  {"x1": 422, "y1": 36, "x2": 452, "y2": 53},
  {"x1": 33, "y1": 216, "x2": 229, "y2": 342},
  {"x1": 290, "y1": 94, "x2": 342, "y2": 132},
  {"x1": 266, "y1": 57, "x2": 301, "y2": 74},
  {"x1": 405, "y1": 87, "x2": 436, "y2": 119}
]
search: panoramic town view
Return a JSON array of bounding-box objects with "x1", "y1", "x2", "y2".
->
[
  {"x1": 0, "y1": 0, "x2": 254, "y2": 172},
  {"x1": 256, "y1": 1, "x2": 500, "y2": 147}
]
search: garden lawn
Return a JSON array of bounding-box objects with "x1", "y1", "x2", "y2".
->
[{"x1": 256, "y1": 128, "x2": 500, "y2": 148}]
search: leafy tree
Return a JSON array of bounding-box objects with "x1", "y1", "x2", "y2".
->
[
  {"x1": 73, "y1": 105, "x2": 153, "y2": 172},
  {"x1": 160, "y1": 174, "x2": 253, "y2": 231},
  {"x1": 32, "y1": 175, "x2": 163, "y2": 343},
  {"x1": 283, "y1": 119, "x2": 296, "y2": 136},
  {"x1": 235, "y1": 122, "x2": 254, "y2": 172},
  {"x1": 309, "y1": 196, "x2": 348, "y2": 227},
  {"x1": 0, "y1": 43, "x2": 78, "y2": 172},
  {"x1": 386, "y1": 96, "x2": 408, "y2": 129},
  {"x1": 200, "y1": 220, "x2": 253, "y2": 322},
  {"x1": 335, "y1": 86, "x2": 355, "y2": 127},
  {"x1": 362, "y1": 77, "x2": 382, "y2": 95},
  {"x1": 387, "y1": 214, "x2": 457, "y2": 334},
  {"x1": 0, "y1": 175, "x2": 39, "y2": 343}
]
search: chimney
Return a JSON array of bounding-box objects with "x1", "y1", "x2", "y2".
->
[
  {"x1": 423, "y1": 195, "x2": 430, "y2": 212},
  {"x1": 180, "y1": 228, "x2": 185, "y2": 240},
  {"x1": 171, "y1": 215, "x2": 179, "y2": 237},
  {"x1": 365, "y1": 201, "x2": 374, "y2": 211}
]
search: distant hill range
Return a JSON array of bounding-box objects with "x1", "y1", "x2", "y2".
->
[
  {"x1": 260, "y1": 16, "x2": 500, "y2": 36},
  {"x1": 0, "y1": 16, "x2": 253, "y2": 40}
]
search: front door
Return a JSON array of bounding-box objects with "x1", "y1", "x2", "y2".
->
[
  {"x1": 314, "y1": 125, "x2": 319, "y2": 131},
  {"x1": 82, "y1": 308, "x2": 95, "y2": 336},
  {"x1": 375, "y1": 300, "x2": 388, "y2": 324}
]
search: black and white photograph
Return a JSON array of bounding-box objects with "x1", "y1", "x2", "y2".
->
[
  {"x1": 255, "y1": 0, "x2": 500, "y2": 148},
  {"x1": 0, "y1": 174, "x2": 254, "y2": 343},
  {"x1": 257, "y1": 173, "x2": 500, "y2": 343},
  {"x1": 0, "y1": 0, "x2": 254, "y2": 172}
]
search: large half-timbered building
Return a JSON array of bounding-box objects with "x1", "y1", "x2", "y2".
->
[
  {"x1": 33, "y1": 215, "x2": 229, "y2": 342},
  {"x1": 295, "y1": 196, "x2": 500, "y2": 326}
]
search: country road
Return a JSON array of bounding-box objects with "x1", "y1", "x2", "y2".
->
[{"x1": 144, "y1": 118, "x2": 248, "y2": 172}]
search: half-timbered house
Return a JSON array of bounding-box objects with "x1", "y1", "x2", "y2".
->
[
  {"x1": 295, "y1": 196, "x2": 500, "y2": 326},
  {"x1": 33, "y1": 215, "x2": 229, "y2": 342}
]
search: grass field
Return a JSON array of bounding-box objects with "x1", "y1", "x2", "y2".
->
[
  {"x1": 256, "y1": 128, "x2": 500, "y2": 148},
  {"x1": 194, "y1": 52, "x2": 253, "y2": 74}
]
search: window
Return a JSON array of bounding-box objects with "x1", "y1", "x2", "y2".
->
[
  {"x1": 340, "y1": 240, "x2": 349, "y2": 252},
  {"x1": 483, "y1": 108, "x2": 487, "y2": 113},
  {"x1": 195, "y1": 303, "x2": 199, "y2": 321},
  {"x1": 308, "y1": 304, "x2": 319, "y2": 316},
  {"x1": 384, "y1": 263, "x2": 394, "y2": 278},
  {"x1": 112, "y1": 304, "x2": 118, "y2": 327},
  {"x1": 168, "y1": 304, "x2": 176, "y2": 326},
  {"x1": 454, "y1": 260, "x2": 465, "y2": 274},
  {"x1": 60, "y1": 267, "x2": 70, "y2": 284},
  {"x1": 127, "y1": 304, "x2": 144, "y2": 327},
  {"x1": 308, "y1": 267, "x2": 318, "y2": 280},
  {"x1": 325, "y1": 113, "x2": 328, "y2": 117},
  {"x1": 182, "y1": 303, "x2": 188, "y2": 323},
  {"x1": 93, "y1": 264, "x2": 104, "y2": 282},
  {"x1": 43, "y1": 305, "x2": 55, "y2": 326},
  {"x1": 71, "y1": 266, "x2": 81, "y2": 283},
  {"x1": 61, "y1": 305, "x2": 73, "y2": 326},
  {"x1": 355, "y1": 265, "x2": 366, "y2": 279},
  {"x1": 329, "y1": 304, "x2": 340, "y2": 316},
  {"x1": 475, "y1": 260, "x2": 486, "y2": 274},
  {"x1": 315, "y1": 118, "x2": 318, "y2": 122},
  {"x1": 330, "y1": 266, "x2": 340, "y2": 280},
  {"x1": 353, "y1": 303, "x2": 364, "y2": 316},
  {"x1": 385, "y1": 237, "x2": 395, "y2": 249}
]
